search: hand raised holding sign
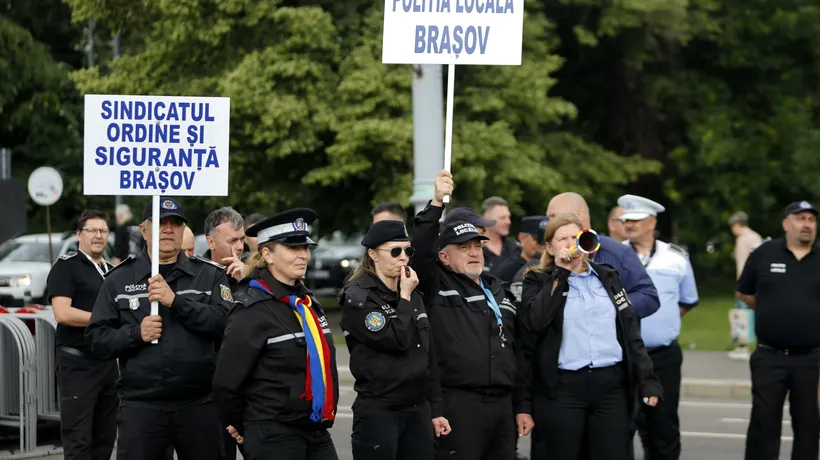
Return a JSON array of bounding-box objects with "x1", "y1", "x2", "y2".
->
[{"x1": 432, "y1": 170, "x2": 454, "y2": 207}]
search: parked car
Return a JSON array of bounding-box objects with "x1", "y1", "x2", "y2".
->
[
  {"x1": 0, "y1": 233, "x2": 114, "y2": 306},
  {"x1": 305, "y1": 242, "x2": 365, "y2": 291}
]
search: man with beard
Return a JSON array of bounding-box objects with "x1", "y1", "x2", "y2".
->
[{"x1": 738, "y1": 201, "x2": 820, "y2": 460}]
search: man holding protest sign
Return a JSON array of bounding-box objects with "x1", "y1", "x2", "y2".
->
[{"x1": 86, "y1": 199, "x2": 232, "y2": 459}]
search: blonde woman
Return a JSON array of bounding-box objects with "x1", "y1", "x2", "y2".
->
[
  {"x1": 213, "y1": 208, "x2": 339, "y2": 460},
  {"x1": 514, "y1": 213, "x2": 662, "y2": 460},
  {"x1": 339, "y1": 220, "x2": 450, "y2": 460}
]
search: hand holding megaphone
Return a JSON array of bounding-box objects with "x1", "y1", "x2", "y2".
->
[{"x1": 565, "y1": 229, "x2": 601, "y2": 263}]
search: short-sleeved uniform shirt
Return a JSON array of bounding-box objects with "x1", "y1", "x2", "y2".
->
[
  {"x1": 737, "y1": 238, "x2": 820, "y2": 349},
  {"x1": 46, "y1": 250, "x2": 113, "y2": 351},
  {"x1": 626, "y1": 240, "x2": 699, "y2": 348}
]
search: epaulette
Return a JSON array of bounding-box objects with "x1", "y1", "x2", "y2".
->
[
  {"x1": 668, "y1": 243, "x2": 689, "y2": 258},
  {"x1": 750, "y1": 237, "x2": 771, "y2": 253},
  {"x1": 340, "y1": 282, "x2": 369, "y2": 309},
  {"x1": 58, "y1": 251, "x2": 77, "y2": 261},
  {"x1": 104, "y1": 256, "x2": 134, "y2": 278},
  {"x1": 193, "y1": 255, "x2": 226, "y2": 270},
  {"x1": 233, "y1": 285, "x2": 270, "y2": 308}
]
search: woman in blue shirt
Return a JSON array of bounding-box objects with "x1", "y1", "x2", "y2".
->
[{"x1": 514, "y1": 213, "x2": 662, "y2": 460}]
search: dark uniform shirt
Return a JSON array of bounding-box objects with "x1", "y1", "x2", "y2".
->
[
  {"x1": 339, "y1": 272, "x2": 443, "y2": 417},
  {"x1": 412, "y1": 203, "x2": 517, "y2": 392},
  {"x1": 86, "y1": 250, "x2": 232, "y2": 406},
  {"x1": 483, "y1": 237, "x2": 522, "y2": 277},
  {"x1": 737, "y1": 238, "x2": 820, "y2": 349},
  {"x1": 46, "y1": 250, "x2": 113, "y2": 351},
  {"x1": 212, "y1": 269, "x2": 339, "y2": 435},
  {"x1": 510, "y1": 254, "x2": 541, "y2": 304}
]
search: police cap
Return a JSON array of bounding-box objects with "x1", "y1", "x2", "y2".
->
[
  {"x1": 245, "y1": 208, "x2": 318, "y2": 247},
  {"x1": 143, "y1": 198, "x2": 188, "y2": 224},
  {"x1": 438, "y1": 220, "x2": 489, "y2": 249},
  {"x1": 442, "y1": 207, "x2": 496, "y2": 229},
  {"x1": 520, "y1": 216, "x2": 548, "y2": 242},
  {"x1": 617, "y1": 194, "x2": 666, "y2": 221},
  {"x1": 784, "y1": 201, "x2": 818, "y2": 217}
]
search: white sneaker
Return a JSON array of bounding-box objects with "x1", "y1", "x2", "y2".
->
[{"x1": 728, "y1": 347, "x2": 750, "y2": 361}]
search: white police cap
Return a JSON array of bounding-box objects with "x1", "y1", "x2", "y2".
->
[{"x1": 617, "y1": 194, "x2": 665, "y2": 221}]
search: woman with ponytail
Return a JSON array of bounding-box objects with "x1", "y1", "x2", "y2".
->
[{"x1": 213, "y1": 208, "x2": 339, "y2": 460}]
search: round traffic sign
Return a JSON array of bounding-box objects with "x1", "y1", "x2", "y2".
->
[{"x1": 28, "y1": 167, "x2": 63, "y2": 206}]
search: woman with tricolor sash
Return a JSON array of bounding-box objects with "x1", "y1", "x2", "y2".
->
[
  {"x1": 339, "y1": 220, "x2": 452, "y2": 460},
  {"x1": 213, "y1": 208, "x2": 339, "y2": 460}
]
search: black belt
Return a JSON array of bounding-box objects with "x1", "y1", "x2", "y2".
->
[
  {"x1": 759, "y1": 344, "x2": 820, "y2": 356},
  {"x1": 59, "y1": 346, "x2": 93, "y2": 359},
  {"x1": 647, "y1": 340, "x2": 678, "y2": 353}
]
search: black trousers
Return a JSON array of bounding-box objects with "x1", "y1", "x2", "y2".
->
[
  {"x1": 56, "y1": 348, "x2": 119, "y2": 460},
  {"x1": 116, "y1": 402, "x2": 222, "y2": 460},
  {"x1": 532, "y1": 365, "x2": 630, "y2": 460},
  {"x1": 435, "y1": 389, "x2": 515, "y2": 460},
  {"x1": 243, "y1": 422, "x2": 337, "y2": 460},
  {"x1": 636, "y1": 341, "x2": 683, "y2": 460},
  {"x1": 745, "y1": 346, "x2": 820, "y2": 460},
  {"x1": 351, "y1": 401, "x2": 434, "y2": 460}
]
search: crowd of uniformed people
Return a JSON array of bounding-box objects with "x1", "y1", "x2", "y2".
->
[{"x1": 44, "y1": 167, "x2": 820, "y2": 460}]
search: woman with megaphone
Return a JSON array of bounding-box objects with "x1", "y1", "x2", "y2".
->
[{"x1": 514, "y1": 212, "x2": 662, "y2": 460}]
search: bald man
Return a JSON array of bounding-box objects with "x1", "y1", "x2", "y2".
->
[
  {"x1": 608, "y1": 206, "x2": 627, "y2": 242},
  {"x1": 182, "y1": 226, "x2": 195, "y2": 257},
  {"x1": 546, "y1": 193, "x2": 660, "y2": 319}
]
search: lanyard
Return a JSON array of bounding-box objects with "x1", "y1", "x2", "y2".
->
[
  {"x1": 479, "y1": 279, "x2": 507, "y2": 346},
  {"x1": 80, "y1": 250, "x2": 108, "y2": 279}
]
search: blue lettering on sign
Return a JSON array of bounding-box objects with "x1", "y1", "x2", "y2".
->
[
  {"x1": 120, "y1": 170, "x2": 196, "y2": 193},
  {"x1": 100, "y1": 101, "x2": 218, "y2": 122},
  {"x1": 453, "y1": 0, "x2": 513, "y2": 13},
  {"x1": 415, "y1": 25, "x2": 490, "y2": 56}
]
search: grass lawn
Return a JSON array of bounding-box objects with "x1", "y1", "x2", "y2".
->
[{"x1": 678, "y1": 295, "x2": 741, "y2": 351}]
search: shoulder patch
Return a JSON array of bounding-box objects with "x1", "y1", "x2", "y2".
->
[
  {"x1": 365, "y1": 311, "x2": 386, "y2": 332},
  {"x1": 104, "y1": 256, "x2": 134, "y2": 278},
  {"x1": 58, "y1": 251, "x2": 77, "y2": 261},
  {"x1": 219, "y1": 284, "x2": 233, "y2": 301},
  {"x1": 341, "y1": 283, "x2": 370, "y2": 309},
  {"x1": 668, "y1": 244, "x2": 689, "y2": 258},
  {"x1": 193, "y1": 255, "x2": 226, "y2": 269},
  {"x1": 750, "y1": 237, "x2": 772, "y2": 253}
]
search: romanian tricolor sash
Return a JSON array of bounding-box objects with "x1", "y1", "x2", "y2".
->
[{"x1": 249, "y1": 279, "x2": 335, "y2": 422}]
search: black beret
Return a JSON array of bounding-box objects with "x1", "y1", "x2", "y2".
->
[
  {"x1": 520, "y1": 216, "x2": 549, "y2": 242},
  {"x1": 361, "y1": 220, "x2": 410, "y2": 248}
]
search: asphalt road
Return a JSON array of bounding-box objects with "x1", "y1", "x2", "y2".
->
[{"x1": 26, "y1": 392, "x2": 801, "y2": 460}]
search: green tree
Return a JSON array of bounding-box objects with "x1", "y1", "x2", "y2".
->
[{"x1": 63, "y1": 0, "x2": 659, "y2": 235}]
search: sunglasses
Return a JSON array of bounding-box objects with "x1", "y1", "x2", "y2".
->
[{"x1": 376, "y1": 246, "x2": 416, "y2": 258}]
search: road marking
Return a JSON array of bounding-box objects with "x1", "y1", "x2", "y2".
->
[
  {"x1": 681, "y1": 431, "x2": 792, "y2": 442},
  {"x1": 720, "y1": 417, "x2": 790, "y2": 426},
  {"x1": 681, "y1": 400, "x2": 789, "y2": 411}
]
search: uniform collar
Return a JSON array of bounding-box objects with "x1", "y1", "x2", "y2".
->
[
  {"x1": 133, "y1": 249, "x2": 194, "y2": 282},
  {"x1": 356, "y1": 272, "x2": 396, "y2": 294},
  {"x1": 254, "y1": 268, "x2": 310, "y2": 298}
]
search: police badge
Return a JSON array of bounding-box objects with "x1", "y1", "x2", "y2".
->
[
  {"x1": 220, "y1": 284, "x2": 233, "y2": 301},
  {"x1": 365, "y1": 311, "x2": 386, "y2": 332},
  {"x1": 129, "y1": 297, "x2": 140, "y2": 310}
]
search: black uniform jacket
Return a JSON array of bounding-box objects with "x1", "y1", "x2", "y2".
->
[
  {"x1": 411, "y1": 203, "x2": 517, "y2": 392},
  {"x1": 515, "y1": 262, "x2": 663, "y2": 419},
  {"x1": 212, "y1": 269, "x2": 339, "y2": 436},
  {"x1": 85, "y1": 250, "x2": 232, "y2": 404},
  {"x1": 339, "y1": 272, "x2": 443, "y2": 417}
]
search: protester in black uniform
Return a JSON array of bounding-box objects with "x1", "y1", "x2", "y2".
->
[
  {"x1": 410, "y1": 170, "x2": 518, "y2": 460},
  {"x1": 738, "y1": 201, "x2": 820, "y2": 460},
  {"x1": 213, "y1": 208, "x2": 340, "y2": 460},
  {"x1": 204, "y1": 207, "x2": 248, "y2": 286},
  {"x1": 502, "y1": 216, "x2": 548, "y2": 296},
  {"x1": 339, "y1": 220, "x2": 452, "y2": 460},
  {"x1": 86, "y1": 198, "x2": 232, "y2": 460},
  {"x1": 47, "y1": 210, "x2": 118, "y2": 460},
  {"x1": 515, "y1": 213, "x2": 662, "y2": 460}
]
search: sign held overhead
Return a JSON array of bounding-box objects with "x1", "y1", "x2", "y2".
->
[
  {"x1": 382, "y1": 0, "x2": 525, "y2": 65},
  {"x1": 83, "y1": 95, "x2": 231, "y2": 196}
]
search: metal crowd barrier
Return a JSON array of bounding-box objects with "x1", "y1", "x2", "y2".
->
[
  {"x1": 13, "y1": 308, "x2": 60, "y2": 422},
  {"x1": 0, "y1": 314, "x2": 37, "y2": 454}
]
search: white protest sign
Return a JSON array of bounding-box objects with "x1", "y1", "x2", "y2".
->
[
  {"x1": 381, "y1": 0, "x2": 524, "y2": 202},
  {"x1": 382, "y1": 0, "x2": 524, "y2": 65},
  {"x1": 83, "y1": 95, "x2": 231, "y2": 196}
]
